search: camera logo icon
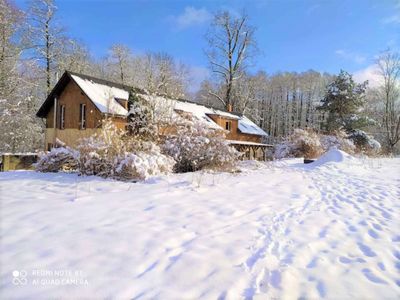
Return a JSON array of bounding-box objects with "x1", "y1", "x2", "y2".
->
[{"x1": 12, "y1": 270, "x2": 28, "y2": 285}]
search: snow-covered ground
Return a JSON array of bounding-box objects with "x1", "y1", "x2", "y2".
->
[{"x1": 0, "y1": 151, "x2": 399, "y2": 299}]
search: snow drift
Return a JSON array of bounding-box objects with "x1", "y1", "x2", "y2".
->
[{"x1": 310, "y1": 148, "x2": 355, "y2": 167}]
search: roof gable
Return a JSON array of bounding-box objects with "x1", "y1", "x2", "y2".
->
[{"x1": 70, "y1": 74, "x2": 129, "y2": 116}]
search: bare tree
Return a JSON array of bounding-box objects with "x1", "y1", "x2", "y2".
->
[
  {"x1": 0, "y1": 0, "x2": 22, "y2": 99},
  {"x1": 56, "y1": 38, "x2": 93, "y2": 75},
  {"x1": 376, "y1": 50, "x2": 400, "y2": 152},
  {"x1": 206, "y1": 10, "x2": 256, "y2": 111},
  {"x1": 108, "y1": 44, "x2": 131, "y2": 85},
  {"x1": 27, "y1": 0, "x2": 64, "y2": 95}
]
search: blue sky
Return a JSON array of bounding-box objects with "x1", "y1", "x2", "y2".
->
[{"x1": 16, "y1": 0, "x2": 400, "y2": 90}]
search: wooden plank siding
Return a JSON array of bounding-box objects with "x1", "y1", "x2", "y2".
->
[
  {"x1": 44, "y1": 79, "x2": 128, "y2": 149},
  {"x1": 207, "y1": 115, "x2": 262, "y2": 143},
  {"x1": 46, "y1": 79, "x2": 103, "y2": 129}
]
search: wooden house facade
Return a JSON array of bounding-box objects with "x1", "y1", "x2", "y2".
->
[{"x1": 37, "y1": 71, "x2": 271, "y2": 159}]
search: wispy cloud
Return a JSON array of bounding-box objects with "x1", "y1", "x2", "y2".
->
[
  {"x1": 353, "y1": 64, "x2": 381, "y2": 88},
  {"x1": 170, "y1": 7, "x2": 211, "y2": 30},
  {"x1": 382, "y1": 0, "x2": 400, "y2": 25},
  {"x1": 335, "y1": 49, "x2": 367, "y2": 64}
]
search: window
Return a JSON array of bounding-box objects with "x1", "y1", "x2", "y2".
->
[
  {"x1": 79, "y1": 104, "x2": 86, "y2": 129},
  {"x1": 59, "y1": 105, "x2": 65, "y2": 129},
  {"x1": 225, "y1": 121, "x2": 232, "y2": 131}
]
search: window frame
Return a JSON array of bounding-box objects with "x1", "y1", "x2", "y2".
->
[
  {"x1": 225, "y1": 120, "x2": 232, "y2": 131},
  {"x1": 79, "y1": 103, "x2": 86, "y2": 130},
  {"x1": 59, "y1": 104, "x2": 65, "y2": 130}
]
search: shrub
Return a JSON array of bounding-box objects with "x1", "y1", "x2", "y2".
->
[
  {"x1": 348, "y1": 129, "x2": 381, "y2": 155},
  {"x1": 115, "y1": 147, "x2": 175, "y2": 181},
  {"x1": 320, "y1": 130, "x2": 356, "y2": 154},
  {"x1": 77, "y1": 120, "x2": 127, "y2": 177},
  {"x1": 35, "y1": 147, "x2": 79, "y2": 172},
  {"x1": 274, "y1": 129, "x2": 323, "y2": 159},
  {"x1": 163, "y1": 116, "x2": 239, "y2": 172},
  {"x1": 77, "y1": 119, "x2": 174, "y2": 181}
]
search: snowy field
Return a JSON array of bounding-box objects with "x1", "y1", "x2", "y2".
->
[{"x1": 0, "y1": 151, "x2": 399, "y2": 299}]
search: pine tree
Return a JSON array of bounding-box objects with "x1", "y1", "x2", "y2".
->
[{"x1": 318, "y1": 70, "x2": 368, "y2": 132}]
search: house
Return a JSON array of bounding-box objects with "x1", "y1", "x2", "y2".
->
[{"x1": 36, "y1": 71, "x2": 271, "y2": 159}]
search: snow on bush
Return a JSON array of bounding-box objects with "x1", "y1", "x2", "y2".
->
[
  {"x1": 274, "y1": 128, "x2": 381, "y2": 159},
  {"x1": 163, "y1": 115, "x2": 240, "y2": 172},
  {"x1": 115, "y1": 146, "x2": 175, "y2": 181},
  {"x1": 348, "y1": 130, "x2": 381, "y2": 155},
  {"x1": 35, "y1": 147, "x2": 79, "y2": 172},
  {"x1": 77, "y1": 120, "x2": 174, "y2": 181},
  {"x1": 274, "y1": 129, "x2": 323, "y2": 159},
  {"x1": 320, "y1": 130, "x2": 356, "y2": 154},
  {"x1": 77, "y1": 120, "x2": 126, "y2": 177}
]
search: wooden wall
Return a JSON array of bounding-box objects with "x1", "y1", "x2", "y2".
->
[
  {"x1": 46, "y1": 79, "x2": 103, "y2": 129},
  {"x1": 208, "y1": 115, "x2": 262, "y2": 143},
  {"x1": 45, "y1": 128, "x2": 102, "y2": 149},
  {"x1": 43, "y1": 79, "x2": 129, "y2": 149}
]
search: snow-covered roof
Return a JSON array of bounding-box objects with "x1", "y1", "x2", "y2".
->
[
  {"x1": 65, "y1": 72, "x2": 267, "y2": 137},
  {"x1": 238, "y1": 116, "x2": 268, "y2": 136},
  {"x1": 137, "y1": 94, "x2": 242, "y2": 130},
  {"x1": 135, "y1": 94, "x2": 268, "y2": 136},
  {"x1": 71, "y1": 74, "x2": 129, "y2": 116}
]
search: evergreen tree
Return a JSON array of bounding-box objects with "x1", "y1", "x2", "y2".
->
[{"x1": 319, "y1": 70, "x2": 369, "y2": 132}]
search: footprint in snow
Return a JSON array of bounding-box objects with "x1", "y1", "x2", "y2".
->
[
  {"x1": 306, "y1": 257, "x2": 318, "y2": 268},
  {"x1": 372, "y1": 223, "x2": 383, "y2": 231},
  {"x1": 316, "y1": 281, "x2": 327, "y2": 297},
  {"x1": 377, "y1": 262, "x2": 386, "y2": 271},
  {"x1": 358, "y1": 243, "x2": 377, "y2": 257},
  {"x1": 368, "y1": 229, "x2": 380, "y2": 239},
  {"x1": 347, "y1": 225, "x2": 357, "y2": 232},
  {"x1": 362, "y1": 268, "x2": 387, "y2": 284}
]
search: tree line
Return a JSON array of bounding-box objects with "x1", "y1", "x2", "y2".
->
[{"x1": 1, "y1": 0, "x2": 399, "y2": 154}]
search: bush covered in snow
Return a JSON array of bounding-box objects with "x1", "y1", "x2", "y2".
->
[
  {"x1": 115, "y1": 146, "x2": 175, "y2": 180},
  {"x1": 348, "y1": 130, "x2": 381, "y2": 155},
  {"x1": 274, "y1": 129, "x2": 324, "y2": 159},
  {"x1": 274, "y1": 128, "x2": 381, "y2": 159},
  {"x1": 35, "y1": 147, "x2": 79, "y2": 172},
  {"x1": 77, "y1": 119, "x2": 174, "y2": 181},
  {"x1": 163, "y1": 116, "x2": 240, "y2": 172},
  {"x1": 320, "y1": 130, "x2": 356, "y2": 154},
  {"x1": 37, "y1": 120, "x2": 174, "y2": 181}
]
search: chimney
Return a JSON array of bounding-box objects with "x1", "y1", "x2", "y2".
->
[{"x1": 227, "y1": 103, "x2": 232, "y2": 112}]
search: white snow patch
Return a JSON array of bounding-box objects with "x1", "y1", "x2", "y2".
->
[
  {"x1": 311, "y1": 148, "x2": 355, "y2": 167},
  {"x1": 238, "y1": 115, "x2": 268, "y2": 136},
  {"x1": 1, "y1": 157, "x2": 399, "y2": 299}
]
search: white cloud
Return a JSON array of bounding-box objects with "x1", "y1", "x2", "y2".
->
[
  {"x1": 171, "y1": 7, "x2": 211, "y2": 29},
  {"x1": 353, "y1": 64, "x2": 382, "y2": 88},
  {"x1": 335, "y1": 49, "x2": 367, "y2": 64}
]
